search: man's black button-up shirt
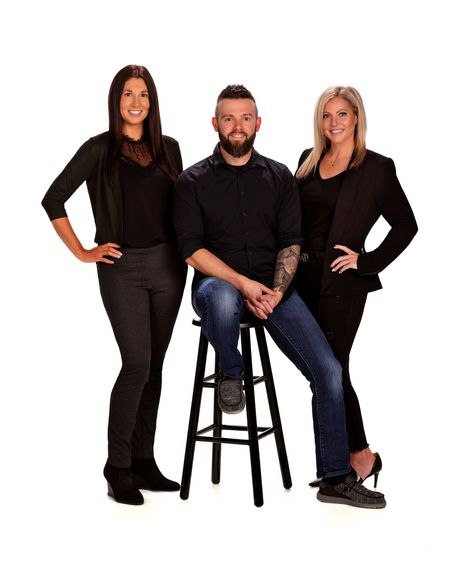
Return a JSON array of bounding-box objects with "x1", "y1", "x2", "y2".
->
[{"x1": 174, "y1": 144, "x2": 302, "y2": 289}]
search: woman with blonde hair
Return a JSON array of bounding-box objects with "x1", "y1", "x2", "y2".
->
[{"x1": 295, "y1": 86, "x2": 417, "y2": 488}]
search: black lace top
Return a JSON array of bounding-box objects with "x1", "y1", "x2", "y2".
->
[{"x1": 119, "y1": 136, "x2": 175, "y2": 247}]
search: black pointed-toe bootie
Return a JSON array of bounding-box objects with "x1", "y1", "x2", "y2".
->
[
  {"x1": 103, "y1": 461, "x2": 144, "y2": 505},
  {"x1": 131, "y1": 457, "x2": 180, "y2": 492}
]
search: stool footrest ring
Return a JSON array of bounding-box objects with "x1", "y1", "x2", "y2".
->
[
  {"x1": 202, "y1": 374, "x2": 266, "y2": 388},
  {"x1": 195, "y1": 423, "x2": 277, "y2": 444}
]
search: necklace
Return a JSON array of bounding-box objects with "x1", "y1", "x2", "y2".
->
[
  {"x1": 327, "y1": 155, "x2": 337, "y2": 167},
  {"x1": 326, "y1": 153, "x2": 352, "y2": 168}
]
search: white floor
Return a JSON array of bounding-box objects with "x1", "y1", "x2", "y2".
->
[
  {"x1": 6, "y1": 464, "x2": 445, "y2": 570},
  {"x1": 2, "y1": 427, "x2": 451, "y2": 570}
]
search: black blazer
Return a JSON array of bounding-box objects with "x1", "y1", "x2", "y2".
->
[
  {"x1": 41, "y1": 132, "x2": 183, "y2": 245},
  {"x1": 296, "y1": 149, "x2": 418, "y2": 296}
]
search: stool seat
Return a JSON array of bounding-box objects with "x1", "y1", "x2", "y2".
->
[{"x1": 180, "y1": 317, "x2": 292, "y2": 507}]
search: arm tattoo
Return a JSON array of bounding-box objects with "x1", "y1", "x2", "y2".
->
[{"x1": 272, "y1": 244, "x2": 301, "y2": 295}]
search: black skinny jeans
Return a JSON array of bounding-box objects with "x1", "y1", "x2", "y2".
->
[
  {"x1": 295, "y1": 260, "x2": 368, "y2": 452},
  {"x1": 97, "y1": 243, "x2": 187, "y2": 467}
]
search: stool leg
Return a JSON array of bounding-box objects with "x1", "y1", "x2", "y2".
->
[
  {"x1": 255, "y1": 327, "x2": 292, "y2": 489},
  {"x1": 180, "y1": 332, "x2": 208, "y2": 500},
  {"x1": 211, "y1": 353, "x2": 222, "y2": 484},
  {"x1": 241, "y1": 328, "x2": 264, "y2": 507}
]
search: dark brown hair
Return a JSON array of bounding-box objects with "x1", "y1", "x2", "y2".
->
[
  {"x1": 107, "y1": 64, "x2": 177, "y2": 182},
  {"x1": 215, "y1": 84, "x2": 257, "y2": 117}
]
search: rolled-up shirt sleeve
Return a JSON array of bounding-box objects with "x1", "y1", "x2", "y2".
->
[{"x1": 173, "y1": 172, "x2": 206, "y2": 260}]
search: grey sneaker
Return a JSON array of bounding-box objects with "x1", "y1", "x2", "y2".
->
[
  {"x1": 317, "y1": 473, "x2": 386, "y2": 509},
  {"x1": 217, "y1": 373, "x2": 246, "y2": 414}
]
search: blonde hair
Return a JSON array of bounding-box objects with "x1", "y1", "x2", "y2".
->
[{"x1": 296, "y1": 86, "x2": 367, "y2": 179}]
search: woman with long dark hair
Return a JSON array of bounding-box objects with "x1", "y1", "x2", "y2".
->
[
  {"x1": 42, "y1": 65, "x2": 187, "y2": 505},
  {"x1": 295, "y1": 86, "x2": 417, "y2": 488}
]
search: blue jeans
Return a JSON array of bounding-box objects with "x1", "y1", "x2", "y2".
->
[{"x1": 192, "y1": 277, "x2": 349, "y2": 478}]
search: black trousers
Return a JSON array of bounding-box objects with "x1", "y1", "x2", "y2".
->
[
  {"x1": 295, "y1": 260, "x2": 368, "y2": 452},
  {"x1": 97, "y1": 243, "x2": 187, "y2": 467}
]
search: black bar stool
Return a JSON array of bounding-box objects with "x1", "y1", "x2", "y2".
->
[{"x1": 180, "y1": 319, "x2": 292, "y2": 507}]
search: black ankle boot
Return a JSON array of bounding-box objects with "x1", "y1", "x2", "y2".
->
[
  {"x1": 131, "y1": 457, "x2": 180, "y2": 492},
  {"x1": 103, "y1": 462, "x2": 144, "y2": 505}
]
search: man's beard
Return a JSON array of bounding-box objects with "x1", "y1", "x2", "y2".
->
[{"x1": 219, "y1": 131, "x2": 256, "y2": 158}]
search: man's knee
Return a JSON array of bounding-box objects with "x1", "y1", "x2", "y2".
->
[
  {"x1": 195, "y1": 278, "x2": 242, "y2": 316},
  {"x1": 321, "y1": 355, "x2": 344, "y2": 396}
]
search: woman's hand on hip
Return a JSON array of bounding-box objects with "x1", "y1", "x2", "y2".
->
[
  {"x1": 79, "y1": 243, "x2": 122, "y2": 264},
  {"x1": 50, "y1": 218, "x2": 122, "y2": 264},
  {"x1": 331, "y1": 244, "x2": 359, "y2": 273}
]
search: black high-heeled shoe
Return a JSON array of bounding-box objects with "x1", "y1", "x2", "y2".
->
[
  {"x1": 131, "y1": 457, "x2": 180, "y2": 492},
  {"x1": 359, "y1": 453, "x2": 382, "y2": 488},
  {"x1": 103, "y1": 461, "x2": 144, "y2": 505},
  {"x1": 308, "y1": 453, "x2": 383, "y2": 488}
]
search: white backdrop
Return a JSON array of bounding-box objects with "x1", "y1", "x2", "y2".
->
[{"x1": 1, "y1": 1, "x2": 454, "y2": 568}]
